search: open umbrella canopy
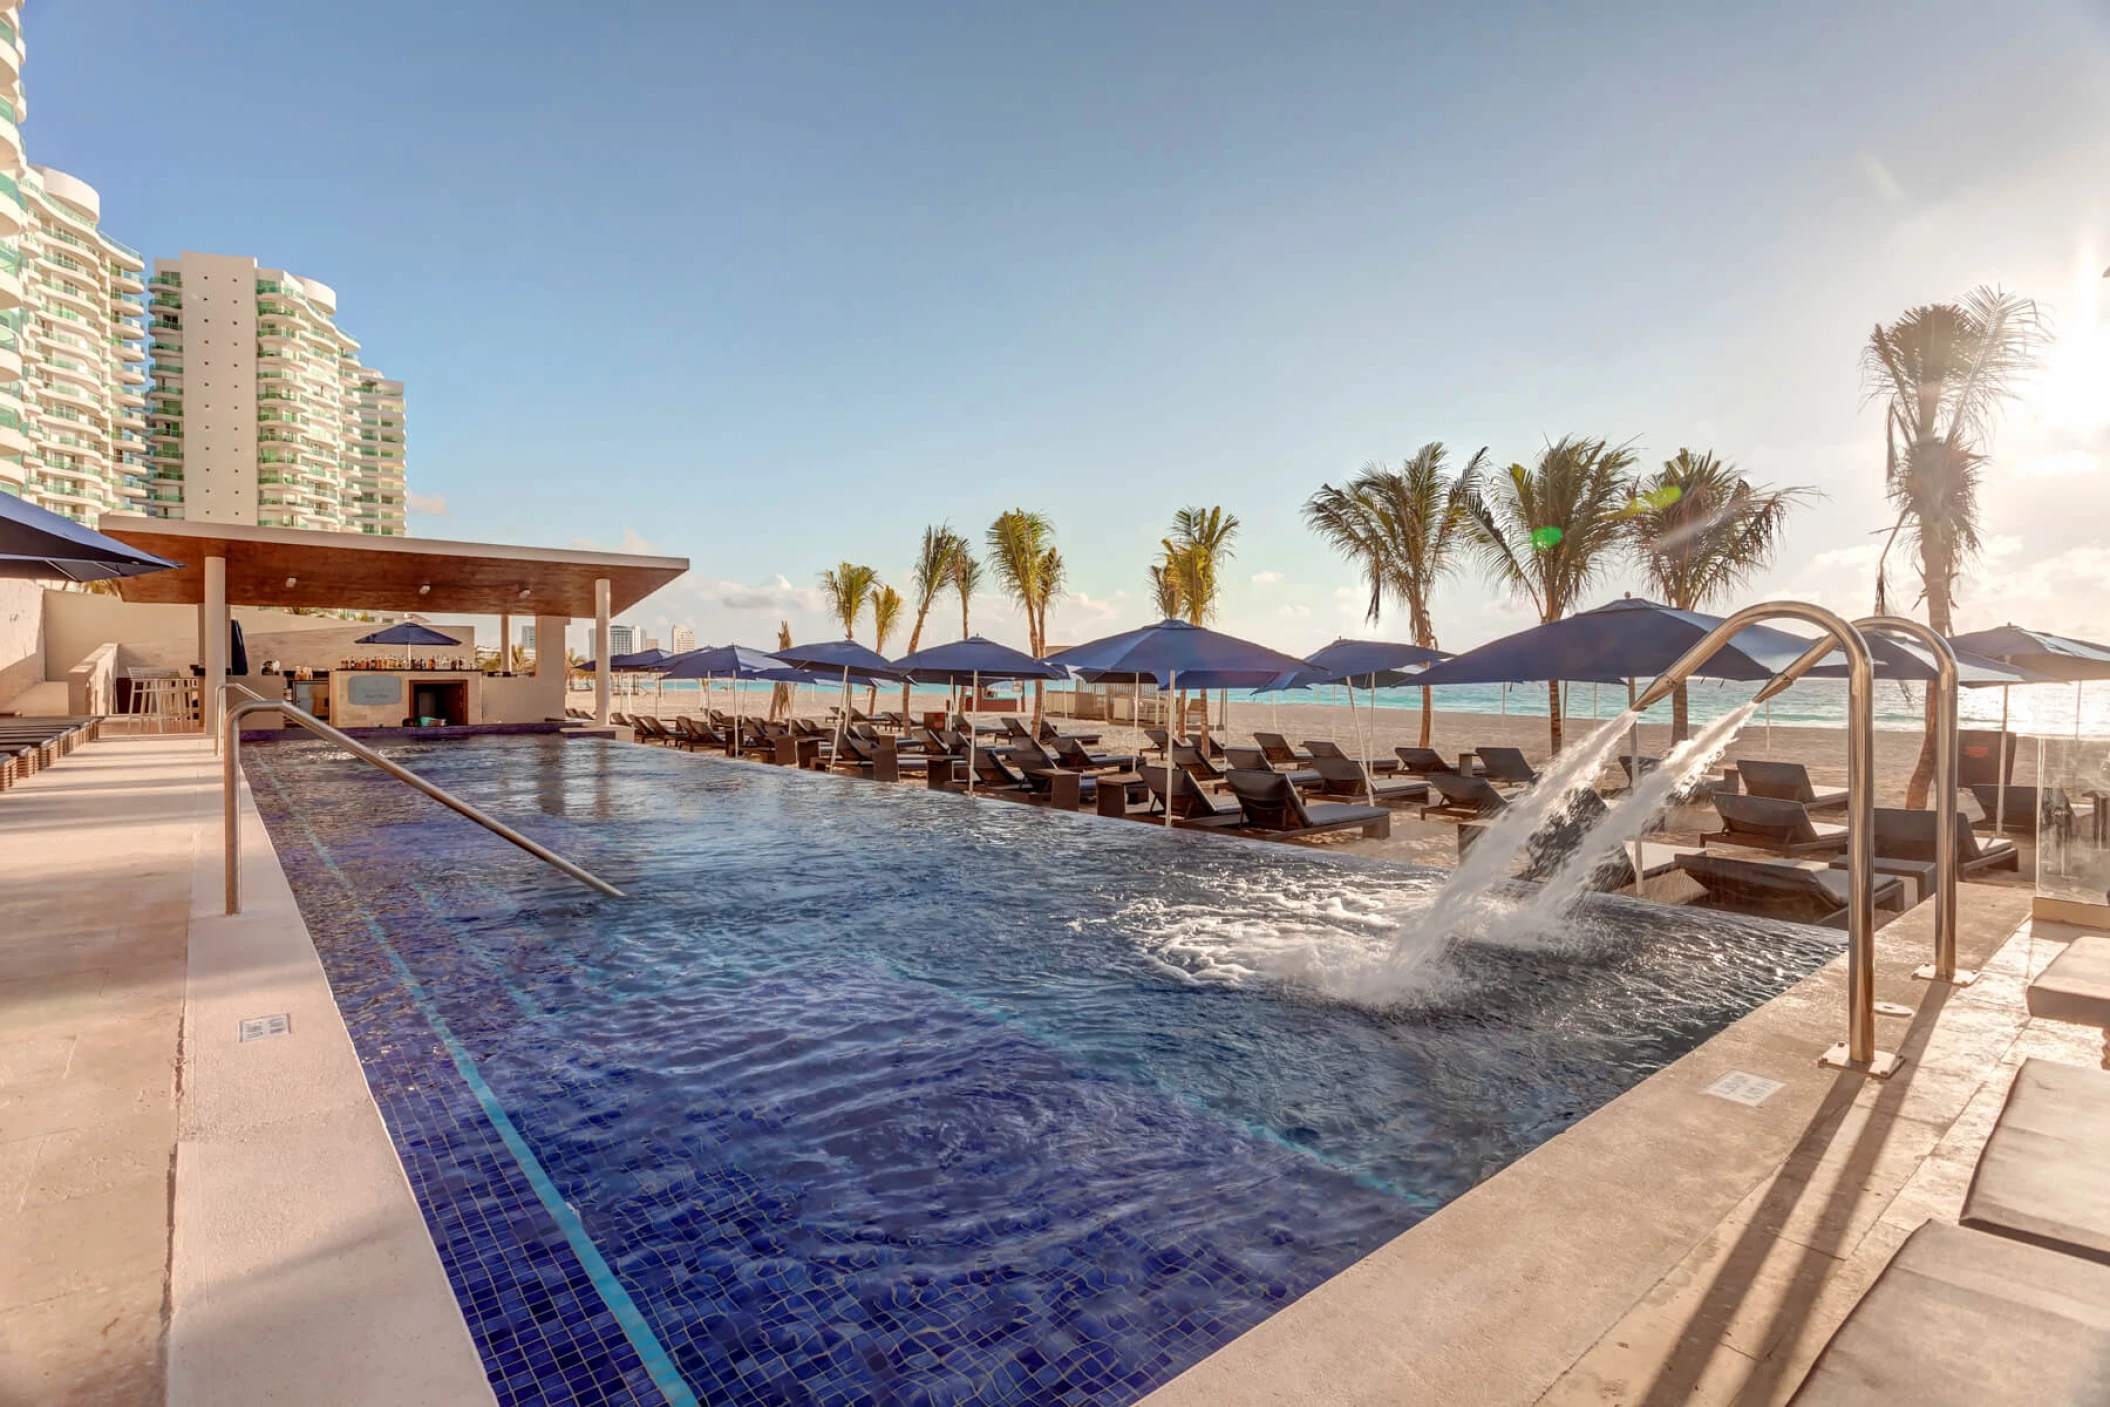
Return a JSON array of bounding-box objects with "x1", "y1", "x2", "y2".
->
[
  {"x1": 1410, "y1": 598, "x2": 1823, "y2": 687},
  {"x1": 657, "y1": 644, "x2": 810, "y2": 682},
  {"x1": 1296, "y1": 638, "x2": 1452, "y2": 688},
  {"x1": 0, "y1": 493, "x2": 182, "y2": 581},
  {"x1": 771, "y1": 638, "x2": 903, "y2": 681},
  {"x1": 1948, "y1": 625, "x2": 2110, "y2": 682},
  {"x1": 574, "y1": 647, "x2": 678, "y2": 672},
  {"x1": 890, "y1": 635, "x2": 1064, "y2": 684},
  {"x1": 355, "y1": 621, "x2": 462, "y2": 647},
  {"x1": 1044, "y1": 618, "x2": 1310, "y2": 689}
]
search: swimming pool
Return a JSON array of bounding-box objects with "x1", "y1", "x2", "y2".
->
[{"x1": 243, "y1": 735, "x2": 1840, "y2": 1407}]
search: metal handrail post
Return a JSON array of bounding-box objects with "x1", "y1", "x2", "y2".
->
[
  {"x1": 213, "y1": 681, "x2": 272, "y2": 755},
  {"x1": 222, "y1": 699, "x2": 623, "y2": 915},
  {"x1": 1854, "y1": 616, "x2": 1972, "y2": 986},
  {"x1": 1635, "y1": 600, "x2": 1899, "y2": 1077}
]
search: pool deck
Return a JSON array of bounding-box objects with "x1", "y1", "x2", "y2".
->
[
  {"x1": 0, "y1": 734, "x2": 491, "y2": 1405},
  {"x1": 3, "y1": 730, "x2": 2103, "y2": 1405}
]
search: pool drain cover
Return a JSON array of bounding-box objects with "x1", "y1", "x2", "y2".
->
[
  {"x1": 1702, "y1": 1070, "x2": 1784, "y2": 1107},
  {"x1": 239, "y1": 1014, "x2": 292, "y2": 1042}
]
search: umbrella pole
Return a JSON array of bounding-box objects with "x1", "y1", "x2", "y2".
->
[
  {"x1": 1626, "y1": 678, "x2": 1638, "y2": 789},
  {"x1": 832, "y1": 666, "x2": 849, "y2": 774},
  {"x1": 1765, "y1": 696, "x2": 1772, "y2": 753},
  {"x1": 1501, "y1": 682, "x2": 1507, "y2": 716},
  {"x1": 1996, "y1": 685, "x2": 2010, "y2": 836},
  {"x1": 1166, "y1": 668, "x2": 1176, "y2": 828},
  {"x1": 733, "y1": 674, "x2": 742, "y2": 759},
  {"x1": 1350, "y1": 674, "x2": 1375, "y2": 806},
  {"x1": 967, "y1": 670, "x2": 978, "y2": 796}
]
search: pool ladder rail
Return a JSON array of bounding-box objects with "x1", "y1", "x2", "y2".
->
[{"x1": 219, "y1": 694, "x2": 624, "y2": 915}]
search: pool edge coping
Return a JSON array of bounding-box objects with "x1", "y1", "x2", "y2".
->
[{"x1": 165, "y1": 739, "x2": 497, "y2": 1407}]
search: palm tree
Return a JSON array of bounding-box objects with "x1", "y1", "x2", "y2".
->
[
  {"x1": 1148, "y1": 562, "x2": 1184, "y2": 621},
  {"x1": 1464, "y1": 436, "x2": 1639, "y2": 752},
  {"x1": 1863, "y1": 287, "x2": 2046, "y2": 805},
  {"x1": 768, "y1": 620, "x2": 794, "y2": 720},
  {"x1": 1628, "y1": 449, "x2": 1813, "y2": 742},
  {"x1": 951, "y1": 549, "x2": 982, "y2": 640},
  {"x1": 817, "y1": 562, "x2": 879, "y2": 641},
  {"x1": 1304, "y1": 444, "x2": 1484, "y2": 748},
  {"x1": 899, "y1": 525, "x2": 968, "y2": 717},
  {"x1": 1160, "y1": 506, "x2": 1240, "y2": 625},
  {"x1": 986, "y1": 510, "x2": 1064, "y2": 721},
  {"x1": 868, "y1": 585, "x2": 903, "y2": 714}
]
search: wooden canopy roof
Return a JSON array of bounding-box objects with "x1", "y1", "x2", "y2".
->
[{"x1": 96, "y1": 517, "x2": 688, "y2": 617}]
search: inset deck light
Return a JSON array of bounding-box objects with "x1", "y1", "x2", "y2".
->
[
  {"x1": 418, "y1": 583, "x2": 431, "y2": 595},
  {"x1": 284, "y1": 576, "x2": 297, "y2": 588}
]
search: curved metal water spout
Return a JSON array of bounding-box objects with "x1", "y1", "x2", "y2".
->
[
  {"x1": 1635, "y1": 601, "x2": 1901, "y2": 1077},
  {"x1": 1853, "y1": 616, "x2": 1973, "y2": 988}
]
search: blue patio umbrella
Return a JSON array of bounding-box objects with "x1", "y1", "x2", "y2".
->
[
  {"x1": 660, "y1": 644, "x2": 814, "y2": 752},
  {"x1": 0, "y1": 493, "x2": 181, "y2": 581},
  {"x1": 891, "y1": 637, "x2": 1065, "y2": 795},
  {"x1": 1046, "y1": 619, "x2": 1311, "y2": 826},
  {"x1": 1290, "y1": 640, "x2": 1458, "y2": 801},
  {"x1": 772, "y1": 639, "x2": 904, "y2": 770},
  {"x1": 1949, "y1": 624, "x2": 2110, "y2": 831},
  {"x1": 356, "y1": 620, "x2": 464, "y2": 666}
]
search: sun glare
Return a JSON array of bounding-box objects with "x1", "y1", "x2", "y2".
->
[{"x1": 2027, "y1": 241, "x2": 2109, "y2": 432}]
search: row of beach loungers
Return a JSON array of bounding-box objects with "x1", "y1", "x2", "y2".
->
[
  {"x1": 0, "y1": 715, "x2": 100, "y2": 791},
  {"x1": 588, "y1": 704, "x2": 2058, "y2": 926}
]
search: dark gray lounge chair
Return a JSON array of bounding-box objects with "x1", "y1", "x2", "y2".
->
[
  {"x1": 1739, "y1": 759, "x2": 1849, "y2": 814},
  {"x1": 1305, "y1": 754, "x2": 1429, "y2": 805},
  {"x1": 1139, "y1": 765, "x2": 1247, "y2": 829},
  {"x1": 1474, "y1": 746, "x2": 1538, "y2": 786},
  {"x1": 1225, "y1": 747, "x2": 1321, "y2": 790},
  {"x1": 1222, "y1": 769, "x2": 1391, "y2": 841},
  {"x1": 1970, "y1": 784, "x2": 2077, "y2": 839},
  {"x1": 1393, "y1": 746, "x2": 1485, "y2": 778},
  {"x1": 1788, "y1": 1220, "x2": 2110, "y2": 1406},
  {"x1": 969, "y1": 747, "x2": 1035, "y2": 794},
  {"x1": 1675, "y1": 852, "x2": 1902, "y2": 927},
  {"x1": 1170, "y1": 742, "x2": 1229, "y2": 788},
  {"x1": 1037, "y1": 717, "x2": 1102, "y2": 746},
  {"x1": 1252, "y1": 732, "x2": 1313, "y2": 767},
  {"x1": 1871, "y1": 807, "x2": 2020, "y2": 876},
  {"x1": 1618, "y1": 754, "x2": 1738, "y2": 802},
  {"x1": 1703, "y1": 793, "x2": 1849, "y2": 856},
  {"x1": 1301, "y1": 739, "x2": 1402, "y2": 773},
  {"x1": 1051, "y1": 734, "x2": 1133, "y2": 771},
  {"x1": 1420, "y1": 773, "x2": 1509, "y2": 821}
]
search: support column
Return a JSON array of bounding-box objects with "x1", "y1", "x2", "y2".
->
[
  {"x1": 593, "y1": 579, "x2": 612, "y2": 727},
  {"x1": 203, "y1": 555, "x2": 228, "y2": 735},
  {"x1": 497, "y1": 612, "x2": 511, "y2": 674}
]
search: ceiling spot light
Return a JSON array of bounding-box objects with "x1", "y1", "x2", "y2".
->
[
  {"x1": 518, "y1": 588, "x2": 531, "y2": 599},
  {"x1": 418, "y1": 584, "x2": 431, "y2": 595},
  {"x1": 284, "y1": 576, "x2": 297, "y2": 588}
]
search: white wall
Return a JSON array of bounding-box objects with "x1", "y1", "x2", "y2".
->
[
  {"x1": 40, "y1": 590, "x2": 476, "y2": 678},
  {"x1": 177, "y1": 252, "x2": 261, "y2": 525},
  {"x1": 0, "y1": 576, "x2": 44, "y2": 708}
]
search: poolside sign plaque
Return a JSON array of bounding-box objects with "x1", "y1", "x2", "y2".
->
[
  {"x1": 1702, "y1": 1070, "x2": 1784, "y2": 1107},
  {"x1": 239, "y1": 1013, "x2": 292, "y2": 1042}
]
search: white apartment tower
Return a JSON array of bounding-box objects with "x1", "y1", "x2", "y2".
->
[
  {"x1": 0, "y1": 3, "x2": 153, "y2": 523},
  {"x1": 146, "y1": 254, "x2": 407, "y2": 534}
]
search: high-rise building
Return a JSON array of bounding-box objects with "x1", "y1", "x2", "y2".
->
[
  {"x1": 669, "y1": 625, "x2": 695, "y2": 653},
  {"x1": 608, "y1": 624, "x2": 636, "y2": 656},
  {"x1": 0, "y1": 3, "x2": 153, "y2": 524},
  {"x1": 144, "y1": 253, "x2": 406, "y2": 534}
]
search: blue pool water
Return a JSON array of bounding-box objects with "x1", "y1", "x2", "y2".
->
[{"x1": 244, "y1": 735, "x2": 1840, "y2": 1407}]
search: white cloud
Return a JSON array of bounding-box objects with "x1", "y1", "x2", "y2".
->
[
  {"x1": 1251, "y1": 570, "x2": 1282, "y2": 585},
  {"x1": 1276, "y1": 603, "x2": 1311, "y2": 620},
  {"x1": 1857, "y1": 151, "x2": 1905, "y2": 202},
  {"x1": 405, "y1": 491, "x2": 448, "y2": 517},
  {"x1": 715, "y1": 573, "x2": 824, "y2": 614}
]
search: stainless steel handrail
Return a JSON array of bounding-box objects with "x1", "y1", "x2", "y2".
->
[
  {"x1": 212, "y1": 681, "x2": 272, "y2": 754},
  {"x1": 1854, "y1": 615, "x2": 1971, "y2": 987},
  {"x1": 222, "y1": 699, "x2": 623, "y2": 914},
  {"x1": 1635, "y1": 600, "x2": 1900, "y2": 1077}
]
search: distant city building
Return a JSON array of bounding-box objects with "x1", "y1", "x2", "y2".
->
[
  {"x1": 669, "y1": 625, "x2": 695, "y2": 653},
  {"x1": 0, "y1": 4, "x2": 153, "y2": 524},
  {"x1": 608, "y1": 624, "x2": 636, "y2": 656},
  {"x1": 640, "y1": 634, "x2": 660, "y2": 652},
  {"x1": 145, "y1": 252, "x2": 406, "y2": 534},
  {"x1": 519, "y1": 624, "x2": 536, "y2": 653}
]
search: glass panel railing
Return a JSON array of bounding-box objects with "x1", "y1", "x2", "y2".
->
[
  {"x1": 0, "y1": 99, "x2": 16, "y2": 126},
  {"x1": 2034, "y1": 736, "x2": 2110, "y2": 918},
  {"x1": 0, "y1": 173, "x2": 20, "y2": 210},
  {"x1": 0, "y1": 17, "x2": 18, "y2": 49}
]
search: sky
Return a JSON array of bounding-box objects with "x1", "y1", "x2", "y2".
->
[{"x1": 29, "y1": 0, "x2": 2110, "y2": 656}]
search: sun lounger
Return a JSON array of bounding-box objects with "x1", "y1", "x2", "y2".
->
[
  {"x1": 1474, "y1": 746, "x2": 1539, "y2": 786},
  {"x1": 1170, "y1": 742, "x2": 1228, "y2": 787},
  {"x1": 1618, "y1": 754, "x2": 1739, "y2": 801},
  {"x1": 1222, "y1": 770, "x2": 1392, "y2": 841},
  {"x1": 1703, "y1": 793, "x2": 1850, "y2": 856},
  {"x1": 1225, "y1": 747, "x2": 1321, "y2": 790},
  {"x1": 1675, "y1": 852, "x2": 1902, "y2": 927},
  {"x1": 1139, "y1": 766, "x2": 1247, "y2": 828},
  {"x1": 1304, "y1": 754, "x2": 1429, "y2": 805},
  {"x1": 1738, "y1": 759, "x2": 1849, "y2": 814},
  {"x1": 1036, "y1": 718, "x2": 1102, "y2": 746},
  {"x1": 1420, "y1": 773, "x2": 1509, "y2": 821},
  {"x1": 1959, "y1": 1058, "x2": 2110, "y2": 1266},
  {"x1": 1393, "y1": 747, "x2": 1486, "y2": 778},
  {"x1": 969, "y1": 747, "x2": 1036, "y2": 794},
  {"x1": 953, "y1": 712, "x2": 1009, "y2": 739},
  {"x1": 1970, "y1": 784, "x2": 2077, "y2": 839},
  {"x1": 1252, "y1": 732, "x2": 1314, "y2": 768},
  {"x1": 1051, "y1": 735, "x2": 1134, "y2": 771},
  {"x1": 1301, "y1": 739, "x2": 1402, "y2": 773},
  {"x1": 1143, "y1": 726, "x2": 1173, "y2": 757},
  {"x1": 1787, "y1": 1220, "x2": 2110, "y2": 1406},
  {"x1": 1870, "y1": 807, "x2": 2020, "y2": 876},
  {"x1": 835, "y1": 733, "x2": 930, "y2": 781}
]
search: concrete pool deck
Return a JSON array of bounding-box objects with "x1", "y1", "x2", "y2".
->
[
  {"x1": 2, "y1": 731, "x2": 2101, "y2": 1405},
  {"x1": 0, "y1": 735, "x2": 490, "y2": 1405}
]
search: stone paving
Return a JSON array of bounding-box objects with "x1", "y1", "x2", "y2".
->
[{"x1": 0, "y1": 735, "x2": 205, "y2": 1405}]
